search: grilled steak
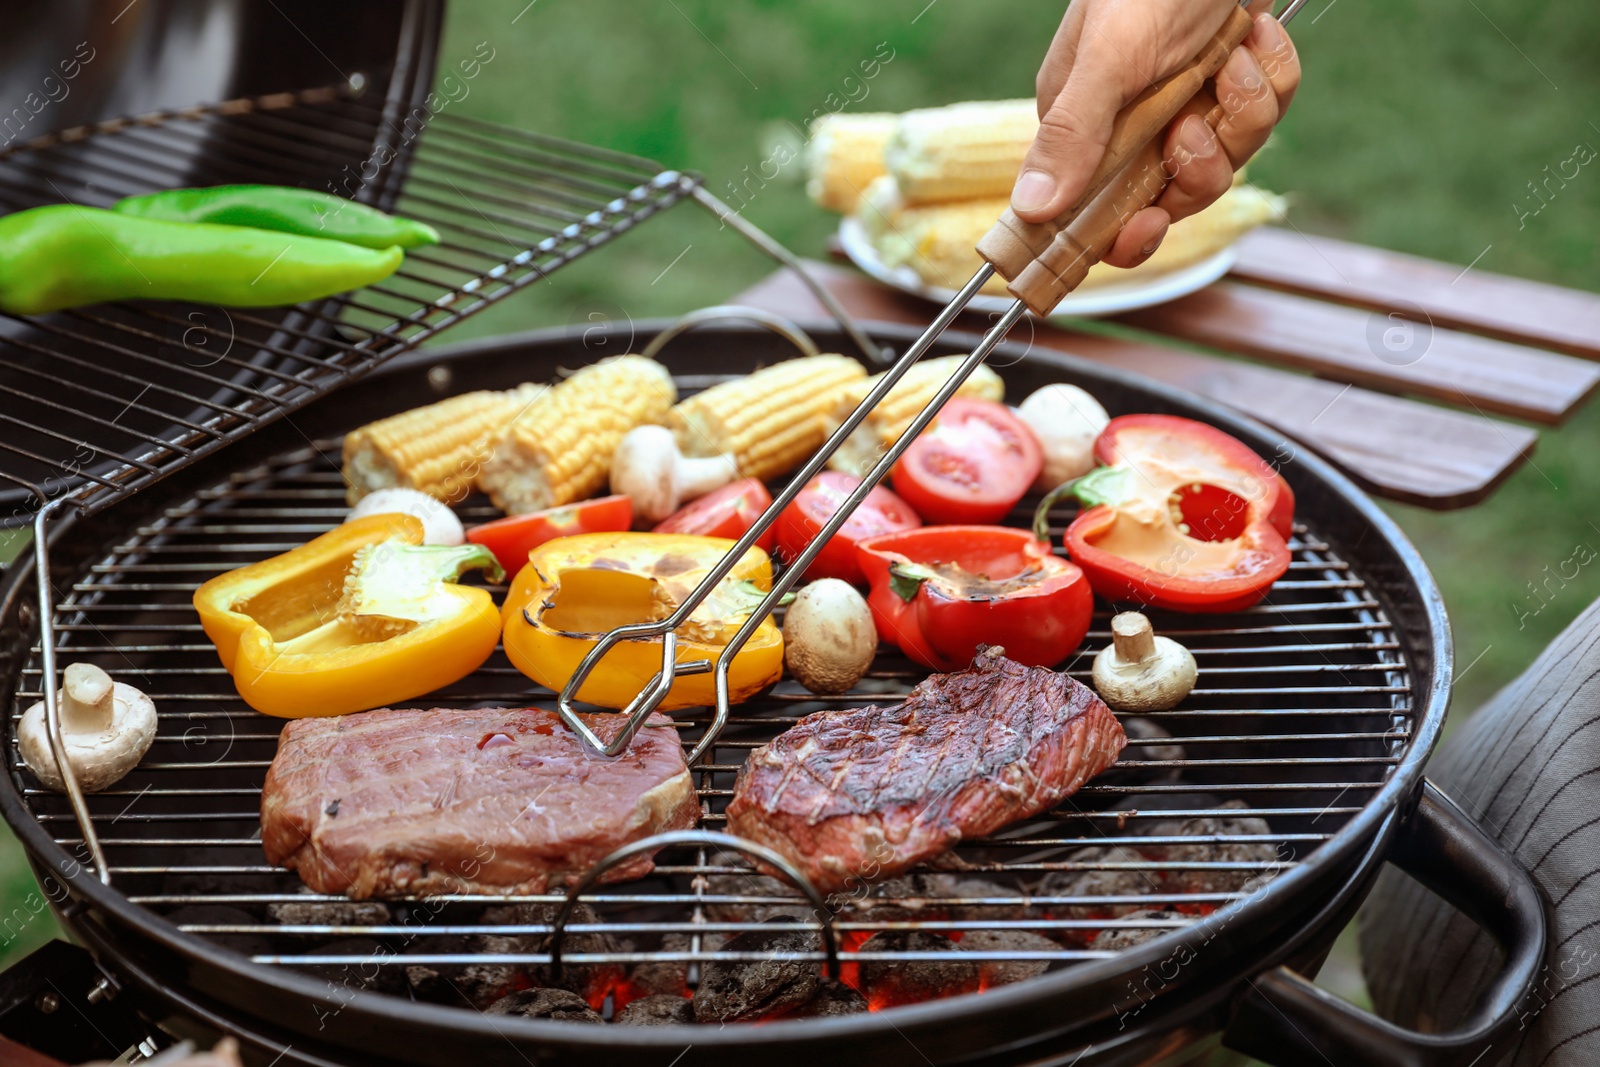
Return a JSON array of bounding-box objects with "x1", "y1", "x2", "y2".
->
[
  {"x1": 726, "y1": 647, "x2": 1125, "y2": 895},
  {"x1": 261, "y1": 707, "x2": 698, "y2": 899}
]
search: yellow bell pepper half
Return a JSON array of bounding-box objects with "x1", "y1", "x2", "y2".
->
[
  {"x1": 193, "y1": 514, "x2": 504, "y2": 717},
  {"x1": 501, "y1": 532, "x2": 784, "y2": 711}
]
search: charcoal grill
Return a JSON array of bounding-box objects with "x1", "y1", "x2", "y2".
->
[{"x1": 0, "y1": 320, "x2": 1548, "y2": 1067}]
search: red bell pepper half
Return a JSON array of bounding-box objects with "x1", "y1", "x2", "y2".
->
[
  {"x1": 1037, "y1": 414, "x2": 1294, "y2": 614},
  {"x1": 856, "y1": 525, "x2": 1093, "y2": 672},
  {"x1": 465, "y1": 494, "x2": 633, "y2": 574}
]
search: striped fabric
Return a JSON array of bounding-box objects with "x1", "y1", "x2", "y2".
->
[{"x1": 1361, "y1": 596, "x2": 1600, "y2": 1065}]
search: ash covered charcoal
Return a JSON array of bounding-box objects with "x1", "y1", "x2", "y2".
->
[
  {"x1": 163, "y1": 905, "x2": 274, "y2": 957},
  {"x1": 299, "y1": 937, "x2": 409, "y2": 996},
  {"x1": 268, "y1": 900, "x2": 393, "y2": 927},
  {"x1": 846, "y1": 874, "x2": 1019, "y2": 926},
  {"x1": 959, "y1": 929, "x2": 1063, "y2": 986},
  {"x1": 629, "y1": 931, "x2": 726, "y2": 998},
  {"x1": 481, "y1": 902, "x2": 624, "y2": 1001},
  {"x1": 702, "y1": 854, "x2": 808, "y2": 923},
  {"x1": 692, "y1": 922, "x2": 822, "y2": 1024},
  {"x1": 614, "y1": 994, "x2": 695, "y2": 1026},
  {"x1": 846, "y1": 875, "x2": 921, "y2": 918},
  {"x1": 1035, "y1": 845, "x2": 1155, "y2": 937},
  {"x1": 910, "y1": 874, "x2": 1020, "y2": 923},
  {"x1": 1115, "y1": 717, "x2": 1187, "y2": 774},
  {"x1": 403, "y1": 933, "x2": 530, "y2": 1008},
  {"x1": 858, "y1": 930, "x2": 979, "y2": 1007},
  {"x1": 1141, "y1": 800, "x2": 1282, "y2": 896},
  {"x1": 786, "y1": 978, "x2": 868, "y2": 1017},
  {"x1": 484, "y1": 987, "x2": 604, "y2": 1023},
  {"x1": 1088, "y1": 908, "x2": 1190, "y2": 952}
]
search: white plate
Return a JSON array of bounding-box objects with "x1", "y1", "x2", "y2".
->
[{"x1": 837, "y1": 216, "x2": 1238, "y2": 320}]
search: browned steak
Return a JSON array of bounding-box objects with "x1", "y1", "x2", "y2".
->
[
  {"x1": 261, "y1": 707, "x2": 699, "y2": 899},
  {"x1": 726, "y1": 647, "x2": 1125, "y2": 895}
]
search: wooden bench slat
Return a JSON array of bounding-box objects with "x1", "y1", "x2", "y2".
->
[
  {"x1": 1232, "y1": 227, "x2": 1600, "y2": 361},
  {"x1": 730, "y1": 263, "x2": 1536, "y2": 509},
  {"x1": 1119, "y1": 280, "x2": 1600, "y2": 425}
]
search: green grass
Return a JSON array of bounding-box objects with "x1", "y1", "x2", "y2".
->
[{"x1": 4, "y1": 0, "x2": 1598, "y2": 1044}]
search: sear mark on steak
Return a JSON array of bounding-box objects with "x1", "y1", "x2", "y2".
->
[
  {"x1": 260, "y1": 706, "x2": 699, "y2": 899},
  {"x1": 727, "y1": 648, "x2": 1125, "y2": 895}
]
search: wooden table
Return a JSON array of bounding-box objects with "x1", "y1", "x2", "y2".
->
[{"x1": 732, "y1": 228, "x2": 1600, "y2": 509}]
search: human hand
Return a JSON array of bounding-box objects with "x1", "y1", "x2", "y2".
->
[{"x1": 1015, "y1": 0, "x2": 1300, "y2": 268}]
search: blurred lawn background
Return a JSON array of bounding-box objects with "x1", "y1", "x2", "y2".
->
[{"x1": 3, "y1": 0, "x2": 1598, "y2": 1044}]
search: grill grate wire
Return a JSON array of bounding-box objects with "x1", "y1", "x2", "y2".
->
[{"x1": 5, "y1": 385, "x2": 1415, "y2": 983}]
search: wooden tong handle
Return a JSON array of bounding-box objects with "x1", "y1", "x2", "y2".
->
[
  {"x1": 976, "y1": 3, "x2": 1254, "y2": 287},
  {"x1": 1008, "y1": 89, "x2": 1226, "y2": 314}
]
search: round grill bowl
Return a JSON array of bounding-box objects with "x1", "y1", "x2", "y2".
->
[{"x1": 0, "y1": 321, "x2": 1542, "y2": 1067}]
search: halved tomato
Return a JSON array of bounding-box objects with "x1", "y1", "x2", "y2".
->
[
  {"x1": 654, "y1": 478, "x2": 774, "y2": 550},
  {"x1": 775, "y1": 471, "x2": 921, "y2": 585},
  {"x1": 890, "y1": 398, "x2": 1042, "y2": 525},
  {"x1": 465, "y1": 495, "x2": 633, "y2": 573}
]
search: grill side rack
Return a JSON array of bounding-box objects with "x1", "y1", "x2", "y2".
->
[{"x1": 0, "y1": 89, "x2": 698, "y2": 523}]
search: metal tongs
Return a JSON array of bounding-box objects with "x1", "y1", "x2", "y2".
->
[{"x1": 557, "y1": 0, "x2": 1310, "y2": 761}]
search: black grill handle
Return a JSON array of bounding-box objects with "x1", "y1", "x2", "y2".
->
[{"x1": 1226, "y1": 779, "x2": 1548, "y2": 1067}]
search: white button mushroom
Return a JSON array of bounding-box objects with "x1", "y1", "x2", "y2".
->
[
  {"x1": 1091, "y1": 612, "x2": 1197, "y2": 712},
  {"x1": 18, "y1": 663, "x2": 157, "y2": 793},
  {"x1": 346, "y1": 487, "x2": 464, "y2": 545},
  {"x1": 609, "y1": 424, "x2": 739, "y2": 523},
  {"x1": 1017, "y1": 384, "x2": 1111, "y2": 492},
  {"x1": 782, "y1": 579, "x2": 878, "y2": 694}
]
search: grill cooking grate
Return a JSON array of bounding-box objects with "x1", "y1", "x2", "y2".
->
[
  {"x1": 5, "y1": 375, "x2": 1414, "y2": 996},
  {"x1": 0, "y1": 87, "x2": 692, "y2": 523}
]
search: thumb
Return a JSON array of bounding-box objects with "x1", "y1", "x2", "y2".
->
[{"x1": 1011, "y1": 56, "x2": 1133, "y2": 223}]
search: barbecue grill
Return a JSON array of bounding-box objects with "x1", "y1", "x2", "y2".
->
[
  {"x1": 0, "y1": 3, "x2": 1548, "y2": 1066},
  {"x1": 0, "y1": 320, "x2": 1547, "y2": 1066}
]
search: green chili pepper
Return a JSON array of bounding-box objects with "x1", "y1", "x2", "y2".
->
[
  {"x1": 112, "y1": 184, "x2": 440, "y2": 250},
  {"x1": 0, "y1": 205, "x2": 404, "y2": 315}
]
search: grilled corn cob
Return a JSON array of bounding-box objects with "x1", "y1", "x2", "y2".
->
[
  {"x1": 342, "y1": 385, "x2": 543, "y2": 506},
  {"x1": 477, "y1": 355, "x2": 676, "y2": 515},
  {"x1": 821, "y1": 355, "x2": 1005, "y2": 476},
  {"x1": 805, "y1": 113, "x2": 897, "y2": 213},
  {"x1": 669, "y1": 354, "x2": 868, "y2": 481},
  {"x1": 867, "y1": 195, "x2": 1014, "y2": 292},
  {"x1": 853, "y1": 175, "x2": 905, "y2": 243},
  {"x1": 868, "y1": 183, "x2": 1287, "y2": 296},
  {"x1": 884, "y1": 99, "x2": 1037, "y2": 206}
]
